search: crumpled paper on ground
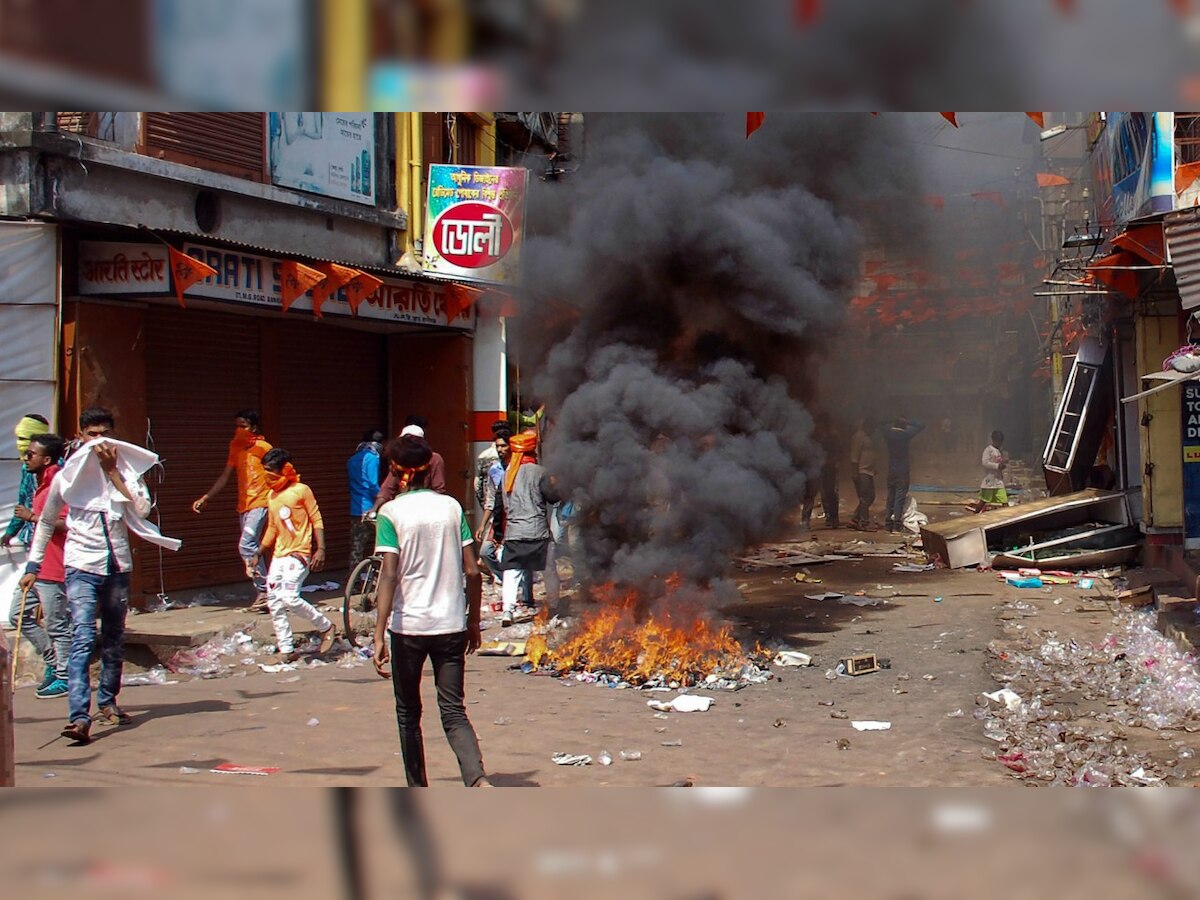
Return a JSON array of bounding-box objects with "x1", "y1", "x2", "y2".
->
[{"x1": 647, "y1": 694, "x2": 714, "y2": 713}]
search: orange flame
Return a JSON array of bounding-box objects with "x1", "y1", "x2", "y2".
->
[{"x1": 529, "y1": 580, "x2": 746, "y2": 685}]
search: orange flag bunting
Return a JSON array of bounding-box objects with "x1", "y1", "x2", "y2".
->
[
  {"x1": 280, "y1": 260, "x2": 326, "y2": 314},
  {"x1": 1026, "y1": 112, "x2": 1045, "y2": 128},
  {"x1": 167, "y1": 246, "x2": 217, "y2": 309},
  {"x1": 940, "y1": 112, "x2": 958, "y2": 127},
  {"x1": 444, "y1": 282, "x2": 482, "y2": 323},
  {"x1": 345, "y1": 271, "x2": 384, "y2": 316},
  {"x1": 1036, "y1": 172, "x2": 1071, "y2": 187},
  {"x1": 746, "y1": 112, "x2": 766, "y2": 138},
  {"x1": 310, "y1": 262, "x2": 358, "y2": 319},
  {"x1": 1176, "y1": 160, "x2": 1200, "y2": 195}
]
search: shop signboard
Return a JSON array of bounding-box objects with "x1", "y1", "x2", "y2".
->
[
  {"x1": 268, "y1": 112, "x2": 376, "y2": 206},
  {"x1": 422, "y1": 163, "x2": 528, "y2": 285},
  {"x1": 1095, "y1": 112, "x2": 1175, "y2": 225},
  {"x1": 78, "y1": 241, "x2": 470, "y2": 330},
  {"x1": 1184, "y1": 381, "x2": 1200, "y2": 549}
]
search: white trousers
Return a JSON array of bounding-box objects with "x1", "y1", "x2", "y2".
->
[{"x1": 266, "y1": 555, "x2": 332, "y2": 653}]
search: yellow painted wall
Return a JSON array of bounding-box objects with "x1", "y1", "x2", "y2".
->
[{"x1": 1137, "y1": 309, "x2": 1185, "y2": 528}]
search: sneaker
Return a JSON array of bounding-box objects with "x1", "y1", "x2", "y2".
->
[
  {"x1": 36, "y1": 677, "x2": 68, "y2": 699},
  {"x1": 37, "y1": 665, "x2": 56, "y2": 692},
  {"x1": 61, "y1": 720, "x2": 91, "y2": 744},
  {"x1": 94, "y1": 704, "x2": 133, "y2": 727},
  {"x1": 318, "y1": 626, "x2": 337, "y2": 655}
]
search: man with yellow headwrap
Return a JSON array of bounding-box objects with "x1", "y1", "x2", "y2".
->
[{"x1": 3, "y1": 413, "x2": 50, "y2": 549}]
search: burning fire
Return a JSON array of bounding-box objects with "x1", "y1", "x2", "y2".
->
[{"x1": 526, "y1": 580, "x2": 747, "y2": 685}]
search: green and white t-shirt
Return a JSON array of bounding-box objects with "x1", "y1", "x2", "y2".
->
[{"x1": 375, "y1": 489, "x2": 473, "y2": 635}]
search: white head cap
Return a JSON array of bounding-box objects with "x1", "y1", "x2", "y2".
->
[{"x1": 400, "y1": 425, "x2": 425, "y2": 438}]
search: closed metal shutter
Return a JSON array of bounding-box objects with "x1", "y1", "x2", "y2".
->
[
  {"x1": 143, "y1": 113, "x2": 266, "y2": 182},
  {"x1": 274, "y1": 321, "x2": 387, "y2": 571},
  {"x1": 144, "y1": 307, "x2": 263, "y2": 591}
]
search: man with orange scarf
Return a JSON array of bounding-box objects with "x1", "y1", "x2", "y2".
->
[
  {"x1": 192, "y1": 410, "x2": 273, "y2": 607},
  {"x1": 249, "y1": 449, "x2": 337, "y2": 662},
  {"x1": 498, "y1": 430, "x2": 557, "y2": 627}
]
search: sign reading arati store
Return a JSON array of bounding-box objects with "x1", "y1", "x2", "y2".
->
[
  {"x1": 1184, "y1": 382, "x2": 1200, "y2": 550},
  {"x1": 77, "y1": 241, "x2": 471, "y2": 330}
]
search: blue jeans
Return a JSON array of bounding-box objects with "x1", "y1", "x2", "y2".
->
[
  {"x1": 479, "y1": 536, "x2": 503, "y2": 581},
  {"x1": 885, "y1": 471, "x2": 910, "y2": 526},
  {"x1": 65, "y1": 567, "x2": 131, "y2": 724},
  {"x1": 239, "y1": 508, "x2": 269, "y2": 592}
]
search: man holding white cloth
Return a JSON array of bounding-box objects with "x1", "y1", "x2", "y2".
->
[{"x1": 20, "y1": 407, "x2": 181, "y2": 745}]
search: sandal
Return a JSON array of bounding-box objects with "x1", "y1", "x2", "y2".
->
[{"x1": 61, "y1": 720, "x2": 91, "y2": 744}]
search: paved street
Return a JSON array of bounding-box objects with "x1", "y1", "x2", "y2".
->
[{"x1": 14, "y1": 522, "x2": 1190, "y2": 788}]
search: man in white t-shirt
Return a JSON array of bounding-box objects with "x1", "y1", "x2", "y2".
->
[{"x1": 372, "y1": 435, "x2": 491, "y2": 788}]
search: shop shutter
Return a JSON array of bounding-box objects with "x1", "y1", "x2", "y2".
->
[
  {"x1": 273, "y1": 320, "x2": 388, "y2": 571},
  {"x1": 143, "y1": 113, "x2": 266, "y2": 182},
  {"x1": 143, "y1": 307, "x2": 263, "y2": 592}
]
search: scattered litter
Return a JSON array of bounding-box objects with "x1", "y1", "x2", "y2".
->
[
  {"x1": 647, "y1": 695, "x2": 714, "y2": 713},
  {"x1": 773, "y1": 718, "x2": 786, "y2": 728},
  {"x1": 277, "y1": 675, "x2": 301, "y2": 684},
  {"x1": 1005, "y1": 576, "x2": 1044, "y2": 589},
  {"x1": 923, "y1": 674, "x2": 937, "y2": 682},
  {"x1": 122, "y1": 666, "x2": 176, "y2": 686},
  {"x1": 830, "y1": 710, "x2": 849, "y2": 720},
  {"x1": 258, "y1": 663, "x2": 297, "y2": 674},
  {"x1": 551, "y1": 752, "x2": 592, "y2": 766},
  {"x1": 494, "y1": 717, "x2": 512, "y2": 726},
  {"x1": 817, "y1": 700, "x2": 835, "y2": 707},
  {"x1": 597, "y1": 750, "x2": 613, "y2": 766},
  {"x1": 806, "y1": 591, "x2": 844, "y2": 601},
  {"x1": 934, "y1": 597, "x2": 943, "y2": 603},
  {"x1": 300, "y1": 581, "x2": 341, "y2": 593},
  {"x1": 840, "y1": 653, "x2": 879, "y2": 676},
  {"x1": 660, "y1": 739, "x2": 684, "y2": 747},
  {"x1": 619, "y1": 749, "x2": 642, "y2": 761},
  {"x1": 839, "y1": 595, "x2": 885, "y2": 607},
  {"x1": 946, "y1": 709, "x2": 965, "y2": 718},
  {"x1": 1077, "y1": 578, "x2": 1095, "y2": 590},
  {"x1": 306, "y1": 717, "x2": 320, "y2": 727},
  {"x1": 42, "y1": 772, "x2": 56, "y2": 779},
  {"x1": 982, "y1": 688, "x2": 1024, "y2": 711},
  {"x1": 774, "y1": 651, "x2": 813, "y2": 668},
  {"x1": 178, "y1": 766, "x2": 201, "y2": 775},
  {"x1": 836, "y1": 738, "x2": 852, "y2": 750},
  {"x1": 210, "y1": 763, "x2": 280, "y2": 776},
  {"x1": 851, "y1": 721, "x2": 892, "y2": 731},
  {"x1": 478, "y1": 641, "x2": 526, "y2": 657},
  {"x1": 893, "y1": 563, "x2": 935, "y2": 573}
]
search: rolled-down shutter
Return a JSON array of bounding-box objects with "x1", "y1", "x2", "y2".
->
[
  {"x1": 273, "y1": 320, "x2": 387, "y2": 571},
  {"x1": 144, "y1": 307, "x2": 262, "y2": 592},
  {"x1": 143, "y1": 113, "x2": 266, "y2": 182}
]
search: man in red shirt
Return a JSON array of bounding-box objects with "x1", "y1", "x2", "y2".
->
[{"x1": 19, "y1": 432, "x2": 70, "y2": 698}]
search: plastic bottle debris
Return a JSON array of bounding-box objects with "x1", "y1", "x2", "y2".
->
[
  {"x1": 851, "y1": 721, "x2": 892, "y2": 731},
  {"x1": 551, "y1": 752, "x2": 592, "y2": 766},
  {"x1": 122, "y1": 666, "x2": 174, "y2": 686},
  {"x1": 598, "y1": 750, "x2": 613, "y2": 766},
  {"x1": 660, "y1": 739, "x2": 683, "y2": 747},
  {"x1": 618, "y1": 750, "x2": 642, "y2": 761}
]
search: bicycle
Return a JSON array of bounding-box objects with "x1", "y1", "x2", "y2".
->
[{"x1": 343, "y1": 555, "x2": 383, "y2": 638}]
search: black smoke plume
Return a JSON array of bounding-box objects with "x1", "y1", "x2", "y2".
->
[{"x1": 520, "y1": 114, "x2": 918, "y2": 591}]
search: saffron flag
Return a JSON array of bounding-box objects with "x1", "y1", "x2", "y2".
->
[
  {"x1": 311, "y1": 262, "x2": 358, "y2": 319},
  {"x1": 345, "y1": 271, "x2": 384, "y2": 316},
  {"x1": 1036, "y1": 172, "x2": 1071, "y2": 187},
  {"x1": 746, "y1": 112, "x2": 766, "y2": 138},
  {"x1": 280, "y1": 260, "x2": 326, "y2": 314},
  {"x1": 1026, "y1": 112, "x2": 1045, "y2": 128},
  {"x1": 1176, "y1": 160, "x2": 1200, "y2": 195},
  {"x1": 444, "y1": 282, "x2": 482, "y2": 323},
  {"x1": 168, "y1": 246, "x2": 217, "y2": 309},
  {"x1": 940, "y1": 112, "x2": 958, "y2": 127}
]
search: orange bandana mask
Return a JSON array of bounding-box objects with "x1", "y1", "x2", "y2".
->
[
  {"x1": 230, "y1": 428, "x2": 258, "y2": 453},
  {"x1": 391, "y1": 462, "x2": 431, "y2": 492},
  {"x1": 266, "y1": 462, "x2": 299, "y2": 492},
  {"x1": 505, "y1": 431, "x2": 539, "y2": 493}
]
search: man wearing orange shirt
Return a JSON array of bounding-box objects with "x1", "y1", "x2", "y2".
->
[
  {"x1": 193, "y1": 410, "x2": 272, "y2": 607},
  {"x1": 249, "y1": 448, "x2": 337, "y2": 662}
]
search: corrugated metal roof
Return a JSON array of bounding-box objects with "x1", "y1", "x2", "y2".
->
[{"x1": 1164, "y1": 209, "x2": 1200, "y2": 310}]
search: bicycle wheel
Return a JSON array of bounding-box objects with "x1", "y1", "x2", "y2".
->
[{"x1": 344, "y1": 555, "x2": 382, "y2": 638}]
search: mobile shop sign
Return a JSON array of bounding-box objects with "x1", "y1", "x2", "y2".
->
[
  {"x1": 1184, "y1": 382, "x2": 1200, "y2": 549},
  {"x1": 1096, "y1": 112, "x2": 1175, "y2": 225},
  {"x1": 268, "y1": 112, "x2": 376, "y2": 206},
  {"x1": 77, "y1": 241, "x2": 470, "y2": 329},
  {"x1": 422, "y1": 164, "x2": 528, "y2": 285}
]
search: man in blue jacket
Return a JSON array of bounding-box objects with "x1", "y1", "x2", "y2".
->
[
  {"x1": 882, "y1": 416, "x2": 924, "y2": 534},
  {"x1": 347, "y1": 429, "x2": 384, "y2": 569}
]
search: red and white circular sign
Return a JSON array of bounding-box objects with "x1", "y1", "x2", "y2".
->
[{"x1": 432, "y1": 202, "x2": 515, "y2": 269}]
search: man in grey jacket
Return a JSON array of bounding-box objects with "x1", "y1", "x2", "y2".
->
[{"x1": 882, "y1": 415, "x2": 925, "y2": 533}]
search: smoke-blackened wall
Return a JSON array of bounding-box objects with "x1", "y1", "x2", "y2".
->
[{"x1": 518, "y1": 114, "x2": 919, "y2": 589}]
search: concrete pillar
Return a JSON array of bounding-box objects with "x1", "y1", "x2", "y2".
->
[{"x1": 470, "y1": 315, "x2": 507, "y2": 515}]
